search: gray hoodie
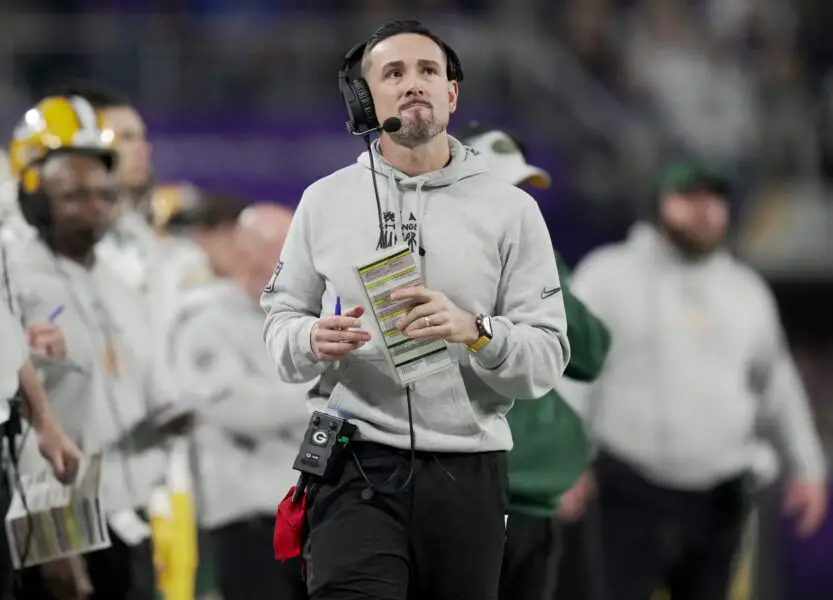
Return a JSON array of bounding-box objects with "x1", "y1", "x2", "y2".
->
[
  {"x1": 261, "y1": 136, "x2": 570, "y2": 453},
  {"x1": 4, "y1": 237, "x2": 167, "y2": 514},
  {"x1": 559, "y1": 223, "x2": 825, "y2": 488}
]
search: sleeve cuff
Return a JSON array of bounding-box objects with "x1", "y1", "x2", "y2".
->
[
  {"x1": 292, "y1": 317, "x2": 320, "y2": 370},
  {"x1": 472, "y1": 317, "x2": 511, "y2": 370}
]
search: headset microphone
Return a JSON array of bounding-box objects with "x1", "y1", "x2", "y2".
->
[
  {"x1": 350, "y1": 116, "x2": 402, "y2": 137},
  {"x1": 381, "y1": 117, "x2": 402, "y2": 133}
]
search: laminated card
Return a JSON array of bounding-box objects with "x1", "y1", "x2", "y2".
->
[
  {"x1": 355, "y1": 244, "x2": 453, "y2": 386},
  {"x1": 5, "y1": 452, "x2": 110, "y2": 569}
]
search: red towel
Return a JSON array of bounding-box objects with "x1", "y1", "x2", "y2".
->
[{"x1": 274, "y1": 486, "x2": 307, "y2": 561}]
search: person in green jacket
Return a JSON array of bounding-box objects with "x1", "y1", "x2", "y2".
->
[{"x1": 459, "y1": 124, "x2": 612, "y2": 600}]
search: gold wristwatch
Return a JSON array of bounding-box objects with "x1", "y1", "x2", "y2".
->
[{"x1": 466, "y1": 314, "x2": 493, "y2": 352}]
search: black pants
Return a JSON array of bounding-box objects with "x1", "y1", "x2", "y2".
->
[
  {"x1": 594, "y1": 452, "x2": 747, "y2": 600},
  {"x1": 499, "y1": 513, "x2": 561, "y2": 600},
  {"x1": 304, "y1": 442, "x2": 508, "y2": 600},
  {"x1": 22, "y1": 529, "x2": 155, "y2": 600},
  {"x1": 552, "y1": 516, "x2": 597, "y2": 600},
  {"x1": 213, "y1": 514, "x2": 308, "y2": 600}
]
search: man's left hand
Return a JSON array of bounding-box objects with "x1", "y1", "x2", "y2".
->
[
  {"x1": 783, "y1": 477, "x2": 828, "y2": 537},
  {"x1": 37, "y1": 418, "x2": 82, "y2": 485},
  {"x1": 391, "y1": 285, "x2": 479, "y2": 344}
]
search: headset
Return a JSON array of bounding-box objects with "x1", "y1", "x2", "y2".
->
[{"x1": 337, "y1": 34, "x2": 465, "y2": 136}]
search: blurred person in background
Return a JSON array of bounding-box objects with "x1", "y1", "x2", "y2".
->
[
  {"x1": 263, "y1": 19, "x2": 569, "y2": 600},
  {"x1": 234, "y1": 202, "x2": 294, "y2": 301},
  {"x1": 2, "y1": 94, "x2": 173, "y2": 600},
  {"x1": 45, "y1": 80, "x2": 192, "y2": 435},
  {"x1": 148, "y1": 190, "x2": 248, "y2": 599},
  {"x1": 458, "y1": 123, "x2": 610, "y2": 600},
  {"x1": 55, "y1": 84, "x2": 197, "y2": 431},
  {"x1": 2, "y1": 146, "x2": 82, "y2": 494},
  {"x1": 168, "y1": 201, "x2": 309, "y2": 600},
  {"x1": 53, "y1": 81, "x2": 157, "y2": 292},
  {"x1": 559, "y1": 162, "x2": 828, "y2": 600}
]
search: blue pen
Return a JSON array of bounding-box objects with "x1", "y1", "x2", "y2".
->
[
  {"x1": 334, "y1": 296, "x2": 342, "y2": 316},
  {"x1": 47, "y1": 305, "x2": 65, "y2": 323}
]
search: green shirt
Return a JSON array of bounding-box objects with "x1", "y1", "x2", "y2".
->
[{"x1": 506, "y1": 255, "x2": 611, "y2": 517}]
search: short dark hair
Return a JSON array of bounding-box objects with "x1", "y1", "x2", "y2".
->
[
  {"x1": 361, "y1": 20, "x2": 448, "y2": 75},
  {"x1": 52, "y1": 79, "x2": 132, "y2": 109}
]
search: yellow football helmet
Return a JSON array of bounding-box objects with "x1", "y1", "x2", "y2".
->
[{"x1": 8, "y1": 95, "x2": 116, "y2": 195}]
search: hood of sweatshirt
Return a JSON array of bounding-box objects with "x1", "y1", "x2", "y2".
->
[{"x1": 356, "y1": 135, "x2": 488, "y2": 254}]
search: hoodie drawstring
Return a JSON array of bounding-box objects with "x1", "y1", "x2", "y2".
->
[
  {"x1": 388, "y1": 175, "x2": 403, "y2": 251},
  {"x1": 414, "y1": 181, "x2": 427, "y2": 281},
  {"x1": 391, "y1": 178, "x2": 428, "y2": 283},
  {"x1": 368, "y1": 138, "x2": 477, "y2": 287}
]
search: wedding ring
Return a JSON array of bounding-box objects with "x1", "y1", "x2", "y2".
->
[{"x1": 424, "y1": 317, "x2": 431, "y2": 328}]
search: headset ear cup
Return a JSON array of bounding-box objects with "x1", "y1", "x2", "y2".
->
[
  {"x1": 18, "y1": 182, "x2": 51, "y2": 231},
  {"x1": 352, "y1": 78, "x2": 379, "y2": 131}
]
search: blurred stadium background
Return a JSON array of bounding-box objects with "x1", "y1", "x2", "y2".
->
[{"x1": 2, "y1": 0, "x2": 832, "y2": 598}]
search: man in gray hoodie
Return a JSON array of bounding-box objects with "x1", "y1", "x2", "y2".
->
[
  {"x1": 262, "y1": 19, "x2": 569, "y2": 600},
  {"x1": 558, "y1": 162, "x2": 827, "y2": 600}
]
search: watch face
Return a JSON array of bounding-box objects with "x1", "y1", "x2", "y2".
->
[{"x1": 480, "y1": 315, "x2": 493, "y2": 338}]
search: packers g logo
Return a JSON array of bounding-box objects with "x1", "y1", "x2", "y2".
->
[{"x1": 311, "y1": 430, "x2": 329, "y2": 446}]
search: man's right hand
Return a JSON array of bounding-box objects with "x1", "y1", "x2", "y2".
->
[
  {"x1": 311, "y1": 306, "x2": 372, "y2": 362},
  {"x1": 36, "y1": 416, "x2": 83, "y2": 485},
  {"x1": 26, "y1": 323, "x2": 67, "y2": 359},
  {"x1": 558, "y1": 471, "x2": 596, "y2": 522}
]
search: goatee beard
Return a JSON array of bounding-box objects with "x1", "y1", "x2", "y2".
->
[{"x1": 391, "y1": 118, "x2": 446, "y2": 148}]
